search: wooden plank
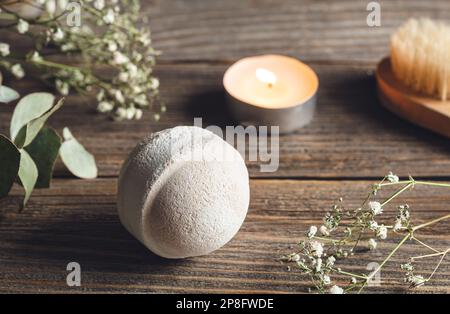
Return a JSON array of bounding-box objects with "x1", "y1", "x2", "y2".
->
[
  {"x1": 141, "y1": 0, "x2": 450, "y2": 64},
  {"x1": 3, "y1": 63, "x2": 450, "y2": 179},
  {"x1": 0, "y1": 178, "x2": 448, "y2": 293}
]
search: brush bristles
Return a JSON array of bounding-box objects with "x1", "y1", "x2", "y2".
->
[{"x1": 391, "y1": 18, "x2": 450, "y2": 101}]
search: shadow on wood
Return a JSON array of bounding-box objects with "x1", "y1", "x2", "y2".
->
[
  {"x1": 8, "y1": 212, "x2": 188, "y2": 275},
  {"x1": 326, "y1": 70, "x2": 450, "y2": 148},
  {"x1": 183, "y1": 89, "x2": 236, "y2": 127}
]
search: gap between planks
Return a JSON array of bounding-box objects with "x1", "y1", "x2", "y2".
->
[
  {"x1": 48, "y1": 174, "x2": 450, "y2": 182},
  {"x1": 157, "y1": 59, "x2": 380, "y2": 67}
]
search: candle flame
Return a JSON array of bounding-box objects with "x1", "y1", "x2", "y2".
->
[{"x1": 256, "y1": 68, "x2": 277, "y2": 87}]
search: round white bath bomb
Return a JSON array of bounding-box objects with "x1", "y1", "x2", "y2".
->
[{"x1": 117, "y1": 126, "x2": 250, "y2": 259}]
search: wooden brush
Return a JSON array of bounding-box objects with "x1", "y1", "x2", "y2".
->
[{"x1": 376, "y1": 18, "x2": 450, "y2": 138}]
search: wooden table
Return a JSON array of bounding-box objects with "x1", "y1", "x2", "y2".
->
[{"x1": 1, "y1": 0, "x2": 449, "y2": 293}]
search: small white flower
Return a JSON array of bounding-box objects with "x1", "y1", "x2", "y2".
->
[
  {"x1": 97, "y1": 101, "x2": 113, "y2": 113},
  {"x1": 103, "y1": 9, "x2": 115, "y2": 24},
  {"x1": 94, "y1": 0, "x2": 105, "y2": 10},
  {"x1": 107, "y1": 41, "x2": 118, "y2": 52},
  {"x1": 150, "y1": 77, "x2": 160, "y2": 89},
  {"x1": 126, "y1": 107, "x2": 136, "y2": 120},
  {"x1": 314, "y1": 258, "x2": 322, "y2": 272},
  {"x1": 130, "y1": 87, "x2": 142, "y2": 97},
  {"x1": 118, "y1": 72, "x2": 129, "y2": 83},
  {"x1": 401, "y1": 263, "x2": 413, "y2": 272},
  {"x1": 72, "y1": 70, "x2": 84, "y2": 83},
  {"x1": 114, "y1": 90, "x2": 125, "y2": 103},
  {"x1": 0, "y1": 43, "x2": 10, "y2": 56},
  {"x1": 45, "y1": 0, "x2": 57, "y2": 15},
  {"x1": 387, "y1": 172, "x2": 399, "y2": 183},
  {"x1": 350, "y1": 277, "x2": 357, "y2": 284},
  {"x1": 17, "y1": 19, "x2": 29, "y2": 34},
  {"x1": 115, "y1": 107, "x2": 127, "y2": 119},
  {"x1": 290, "y1": 254, "x2": 300, "y2": 262},
  {"x1": 329, "y1": 285, "x2": 344, "y2": 294},
  {"x1": 61, "y1": 42, "x2": 76, "y2": 52},
  {"x1": 319, "y1": 225, "x2": 330, "y2": 236},
  {"x1": 55, "y1": 79, "x2": 69, "y2": 96},
  {"x1": 30, "y1": 51, "x2": 43, "y2": 62},
  {"x1": 368, "y1": 238, "x2": 377, "y2": 250},
  {"x1": 58, "y1": 0, "x2": 69, "y2": 11},
  {"x1": 310, "y1": 241, "x2": 324, "y2": 258},
  {"x1": 11, "y1": 64, "x2": 24, "y2": 79},
  {"x1": 369, "y1": 201, "x2": 383, "y2": 215},
  {"x1": 126, "y1": 63, "x2": 138, "y2": 77},
  {"x1": 368, "y1": 220, "x2": 378, "y2": 230},
  {"x1": 393, "y1": 219, "x2": 403, "y2": 231},
  {"x1": 138, "y1": 32, "x2": 152, "y2": 46},
  {"x1": 96, "y1": 89, "x2": 105, "y2": 102},
  {"x1": 135, "y1": 94, "x2": 148, "y2": 106},
  {"x1": 134, "y1": 109, "x2": 143, "y2": 120},
  {"x1": 326, "y1": 255, "x2": 336, "y2": 267},
  {"x1": 307, "y1": 226, "x2": 317, "y2": 238},
  {"x1": 323, "y1": 275, "x2": 331, "y2": 285},
  {"x1": 376, "y1": 225, "x2": 388, "y2": 240},
  {"x1": 52, "y1": 28, "x2": 64, "y2": 41},
  {"x1": 407, "y1": 275, "x2": 426, "y2": 287}
]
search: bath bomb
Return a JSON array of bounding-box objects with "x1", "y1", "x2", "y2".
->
[{"x1": 117, "y1": 126, "x2": 250, "y2": 259}]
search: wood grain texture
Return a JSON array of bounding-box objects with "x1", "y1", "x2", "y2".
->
[
  {"x1": 3, "y1": 63, "x2": 450, "y2": 179},
  {"x1": 141, "y1": 0, "x2": 450, "y2": 64},
  {"x1": 0, "y1": 179, "x2": 449, "y2": 293}
]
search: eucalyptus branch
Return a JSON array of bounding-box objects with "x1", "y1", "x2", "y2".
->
[{"x1": 0, "y1": 86, "x2": 98, "y2": 209}]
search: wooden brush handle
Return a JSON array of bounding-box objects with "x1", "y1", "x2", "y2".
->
[{"x1": 376, "y1": 57, "x2": 450, "y2": 138}]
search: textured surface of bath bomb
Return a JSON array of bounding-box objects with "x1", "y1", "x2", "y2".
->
[{"x1": 117, "y1": 126, "x2": 250, "y2": 259}]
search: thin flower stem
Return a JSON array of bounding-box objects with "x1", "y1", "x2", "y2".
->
[
  {"x1": 411, "y1": 248, "x2": 450, "y2": 260},
  {"x1": 334, "y1": 268, "x2": 367, "y2": 280},
  {"x1": 358, "y1": 214, "x2": 450, "y2": 293},
  {"x1": 358, "y1": 233, "x2": 410, "y2": 293},
  {"x1": 30, "y1": 59, "x2": 83, "y2": 72},
  {"x1": 426, "y1": 249, "x2": 449, "y2": 282},
  {"x1": 370, "y1": 233, "x2": 410, "y2": 279},
  {"x1": 411, "y1": 236, "x2": 441, "y2": 253},
  {"x1": 30, "y1": 59, "x2": 111, "y2": 90},
  {"x1": 381, "y1": 183, "x2": 413, "y2": 207},
  {"x1": 380, "y1": 180, "x2": 450, "y2": 189},
  {"x1": 379, "y1": 180, "x2": 414, "y2": 187},
  {"x1": 413, "y1": 214, "x2": 450, "y2": 231},
  {"x1": 312, "y1": 236, "x2": 343, "y2": 243},
  {"x1": 287, "y1": 175, "x2": 450, "y2": 293},
  {"x1": 414, "y1": 181, "x2": 450, "y2": 188}
]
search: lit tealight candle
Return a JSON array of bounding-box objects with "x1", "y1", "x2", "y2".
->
[{"x1": 224, "y1": 55, "x2": 319, "y2": 133}]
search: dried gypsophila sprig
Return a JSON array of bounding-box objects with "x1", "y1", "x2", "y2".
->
[
  {"x1": 282, "y1": 172, "x2": 450, "y2": 294},
  {"x1": 0, "y1": 0, "x2": 164, "y2": 121}
]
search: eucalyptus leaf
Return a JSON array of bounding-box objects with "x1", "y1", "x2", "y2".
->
[
  {"x1": 0, "y1": 135, "x2": 21, "y2": 198},
  {"x1": 0, "y1": 86, "x2": 20, "y2": 103},
  {"x1": 18, "y1": 149, "x2": 38, "y2": 208},
  {"x1": 25, "y1": 127, "x2": 62, "y2": 189},
  {"x1": 10, "y1": 92, "x2": 55, "y2": 141},
  {"x1": 14, "y1": 98, "x2": 64, "y2": 148},
  {"x1": 60, "y1": 127, "x2": 98, "y2": 179}
]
